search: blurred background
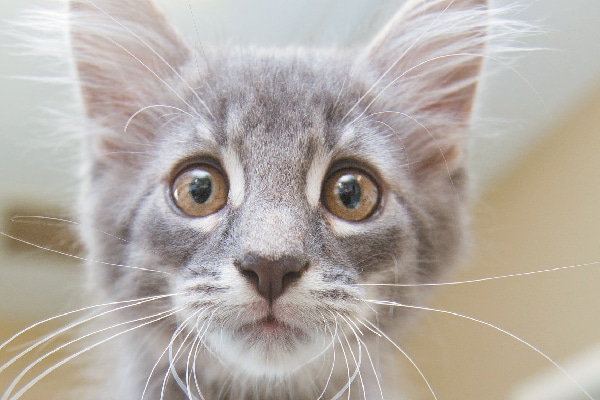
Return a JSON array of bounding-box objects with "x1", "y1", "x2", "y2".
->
[{"x1": 0, "y1": 0, "x2": 599, "y2": 399}]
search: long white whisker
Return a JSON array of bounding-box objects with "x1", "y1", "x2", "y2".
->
[
  {"x1": 191, "y1": 311, "x2": 215, "y2": 400},
  {"x1": 4, "y1": 307, "x2": 184, "y2": 400},
  {"x1": 357, "y1": 317, "x2": 438, "y2": 400},
  {"x1": 289, "y1": 315, "x2": 336, "y2": 374},
  {"x1": 358, "y1": 260, "x2": 600, "y2": 287},
  {"x1": 0, "y1": 293, "x2": 182, "y2": 374},
  {"x1": 142, "y1": 308, "x2": 204, "y2": 400},
  {"x1": 88, "y1": 31, "x2": 202, "y2": 120},
  {"x1": 316, "y1": 311, "x2": 339, "y2": 400},
  {"x1": 185, "y1": 336, "x2": 202, "y2": 400},
  {"x1": 331, "y1": 329, "x2": 351, "y2": 400},
  {"x1": 341, "y1": 0, "x2": 457, "y2": 123},
  {"x1": 345, "y1": 316, "x2": 384, "y2": 400},
  {"x1": 142, "y1": 307, "x2": 210, "y2": 400},
  {"x1": 10, "y1": 215, "x2": 129, "y2": 245},
  {"x1": 350, "y1": 52, "x2": 481, "y2": 127},
  {"x1": 362, "y1": 299, "x2": 596, "y2": 400},
  {"x1": 83, "y1": 0, "x2": 214, "y2": 119},
  {"x1": 329, "y1": 312, "x2": 362, "y2": 400},
  {"x1": 370, "y1": 110, "x2": 460, "y2": 197},
  {"x1": 337, "y1": 314, "x2": 366, "y2": 400},
  {"x1": 355, "y1": 330, "x2": 384, "y2": 400},
  {"x1": 0, "y1": 232, "x2": 169, "y2": 274},
  {"x1": 165, "y1": 311, "x2": 205, "y2": 400},
  {"x1": 125, "y1": 105, "x2": 198, "y2": 134}
]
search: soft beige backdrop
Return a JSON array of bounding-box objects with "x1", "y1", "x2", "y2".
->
[{"x1": 402, "y1": 85, "x2": 600, "y2": 399}]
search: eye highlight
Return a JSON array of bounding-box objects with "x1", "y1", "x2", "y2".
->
[
  {"x1": 171, "y1": 165, "x2": 228, "y2": 217},
  {"x1": 322, "y1": 169, "x2": 380, "y2": 221}
]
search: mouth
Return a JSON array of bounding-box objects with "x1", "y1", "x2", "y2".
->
[{"x1": 236, "y1": 314, "x2": 307, "y2": 346}]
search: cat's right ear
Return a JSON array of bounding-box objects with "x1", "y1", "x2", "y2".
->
[
  {"x1": 69, "y1": 0, "x2": 192, "y2": 155},
  {"x1": 359, "y1": 0, "x2": 488, "y2": 178}
]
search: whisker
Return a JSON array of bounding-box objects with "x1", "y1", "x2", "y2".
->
[
  {"x1": 3, "y1": 307, "x2": 184, "y2": 400},
  {"x1": 186, "y1": 0, "x2": 215, "y2": 86},
  {"x1": 362, "y1": 299, "x2": 597, "y2": 400},
  {"x1": 357, "y1": 317, "x2": 438, "y2": 400},
  {"x1": 191, "y1": 310, "x2": 218, "y2": 400},
  {"x1": 341, "y1": 0, "x2": 457, "y2": 124},
  {"x1": 186, "y1": 332, "x2": 206, "y2": 400},
  {"x1": 316, "y1": 311, "x2": 339, "y2": 400},
  {"x1": 184, "y1": 311, "x2": 215, "y2": 400},
  {"x1": 357, "y1": 260, "x2": 600, "y2": 287},
  {"x1": 191, "y1": 339, "x2": 206, "y2": 400},
  {"x1": 90, "y1": 32, "x2": 202, "y2": 120},
  {"x1": 142, "y1": 308, "x2": 204, "y2": 400},
  {"x1": 370, "y1": 109, "x2": 461, "y2": 198},
  {"x1": 344, "y1": 315, "x2": 384, "y2": 400},
  {"x1": 83, "y1": 0, "x2": 214, "y2": 120},
  {"x1": 165, "y1": 311, "x2": 207, "y2": 400},
  {"x1": 332, "y1": 330, "x2": 351, "y2": 400},
  {"x1": 9, "y1": 215, "x2": 168, "y2": 261},
  {"x1": 337, "y1": 314, "x2": 366, "y2": 400},
  {"x1": 124, "y1": 105, "x2": 198, "y2": 134},
  {"x1": 353, "y1": 327, "x2": 384, "y2": 400},
  {"x1": 186, "y1": 337, "x2": 203, "y2": 400},
  {"x1": 188, "y1": 307, "x2": 222, "y2": 366},
  {"x1": 0, "y1": 293, "x2": 183, "y2": 371},
  {"x1": 10, "y1": 215, "x2": 129, "y2": 245},
  {"x1": 0, "y1": 232, "x2": 169, "y2": 274},
  {"x1": 350, "y1": 52, "x2": 485, "y2": 127},
  {"x1": 329, "y1": 312, "x2": 363, "y2": 400},
  {"x1": 290, "y1": 315, "x2": 336, "y2": 375}
]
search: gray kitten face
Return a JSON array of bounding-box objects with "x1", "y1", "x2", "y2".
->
[
  {"x1": 93, "y1": 50, "x2": 418, "y2": 372},
  {"x1": 70, "y1": 0, "x2": 487, "y2": 396}
]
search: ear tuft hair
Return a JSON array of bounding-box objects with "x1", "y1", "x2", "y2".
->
[
  {"x1": 69, "y1": 0, "x2": 193, "y2": 155},
  {"x1": 359, "y1": 0, "x2": 491, "y2": 177}
]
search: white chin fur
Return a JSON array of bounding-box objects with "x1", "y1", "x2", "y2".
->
[{"x1": 205, "y1": 330, "x2": 331, "y2": 377}]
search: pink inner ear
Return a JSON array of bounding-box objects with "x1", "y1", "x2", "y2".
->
[
  {"x1": 361, "y1": 0, "x2": 488, "y2": 176},
  {"x1": 69, "y1": 0, "x2": 192, "y2": 155}
]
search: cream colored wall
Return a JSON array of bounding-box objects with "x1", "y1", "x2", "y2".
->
[{"x1": 402, "y1": 86, "x2": 600, "y2": 399}]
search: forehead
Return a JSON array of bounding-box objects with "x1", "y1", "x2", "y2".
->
[
  {"x1": 159, "y1": 49, "x2": 401, "y2": 188},
  {"x1": 215, "y1": 52, "x2": 349, "y2": 144}
]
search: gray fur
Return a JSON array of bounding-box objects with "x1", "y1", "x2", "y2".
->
[{"x1": 66, "y1": 0, "x2": 488, "y2": 398}]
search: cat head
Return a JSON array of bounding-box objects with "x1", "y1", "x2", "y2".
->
[{"x1": 70, "y1": 0, "x2": 487, "y2": 378}]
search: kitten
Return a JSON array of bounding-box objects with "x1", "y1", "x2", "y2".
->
[{"x1": 3, "y1": 0, "x2": 499, "y2": 398}]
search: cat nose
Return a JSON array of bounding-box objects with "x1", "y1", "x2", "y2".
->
[{"x1": 236, "y1": 254, "x2": 309, "y2": 303}]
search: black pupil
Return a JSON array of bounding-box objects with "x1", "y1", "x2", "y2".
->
[
  {"x1": 335, "y1": 174, "x2": 361, "y2": 209},
  {"x1": 189, "y1": 171, "x2": 212, "y2": 204}
]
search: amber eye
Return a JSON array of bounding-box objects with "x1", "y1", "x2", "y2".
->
[
  {"x1": 171, "y1": 165, "x2": 228, "y2": 217},
  {"x1": 322, "y1": 169, "x2": 380, "y2": 221}
]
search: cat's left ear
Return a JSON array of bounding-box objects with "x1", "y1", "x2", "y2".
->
[
  {"x1": 69, "y1": 0, "x2": 192, "y2": 155},
  {"x1": 360, "y1": 0, "x2": 488, "y2": 176}
]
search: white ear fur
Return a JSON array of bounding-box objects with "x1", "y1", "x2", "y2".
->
[
  {"x1": 361, "y1": 0, "x2": 488, "y2": 175},
  {"x1": 69, "y1": 0, "x2": 192, "y2": 153}
]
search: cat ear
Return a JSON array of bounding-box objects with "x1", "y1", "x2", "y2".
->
[
  {"x1": 361, "y1": 0, "x2": 488, "y2": 177},
  {"x1": 69, "y1": 0, "x2": 192, "y2": 154}
]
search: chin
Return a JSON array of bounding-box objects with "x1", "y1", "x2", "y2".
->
[{"x1": 206, "y1": 324, "x2": 332, "y2": 378}]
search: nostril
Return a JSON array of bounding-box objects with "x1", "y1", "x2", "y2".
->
[
  {"x1": 240, "y1": 268, "x2": 259, "y2": 286},
  {"x1": 282, "y1": 262, "x2": 309, "y2": 288},
  {"x1": 236, "y1": 255, "x2": 309, "y2": 303}
]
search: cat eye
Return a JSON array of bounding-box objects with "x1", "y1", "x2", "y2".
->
[
  {"x1": 171, "y1": 165, "x2": 228, "y2": 217},
  {"x1": 322, "y1": 169, "x2": 380, "y2": 221}
]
